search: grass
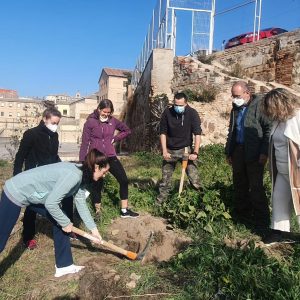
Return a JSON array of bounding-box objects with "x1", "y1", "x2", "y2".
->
[{"x1": 1, "y1": 145, "x2": 300, "y2": 299}]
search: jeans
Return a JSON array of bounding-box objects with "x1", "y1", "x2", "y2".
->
[
  {"x1": 0, "y1": 192, "x2": 21, "y2": 252},
  {"x1": 0, "y1": 191, "x2": 73, "y2": 268}
]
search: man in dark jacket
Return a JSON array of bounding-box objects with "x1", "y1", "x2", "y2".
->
[
  {"x1": 13, "y1": 107, "x2": 74, "y2": 249},
  {"x1": 225, "y1": 81, "x2": 272, "y2": 231},
  {"x1": 156, "y1": 92, "x2": 202, "y2": 204}
]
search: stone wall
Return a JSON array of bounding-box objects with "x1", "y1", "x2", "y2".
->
[
  {"x1": 172, "y1": 56, "x2": 300, "y2": 146},
  {"x1": 211, "y1": 29, "x2": 300, "y2": 92},
  {"x1": 125, "y1": 49, "x2": 174, "y2": 152}
]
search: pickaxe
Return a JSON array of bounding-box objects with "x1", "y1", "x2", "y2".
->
[{"x1": 72, "y1": 226, "x2": 153, "y2": 261}]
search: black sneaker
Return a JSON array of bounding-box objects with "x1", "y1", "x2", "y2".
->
[
  {"x1": 263, "y1": 230, "x2": 295, "y2": 246},
  {"x1": 120, "y1": 208, "x2": 139, "y2": 218}
]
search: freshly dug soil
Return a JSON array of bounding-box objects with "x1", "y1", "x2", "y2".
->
[{"x1": 108, "y1": 213, "x2": 192, "y2": 263}]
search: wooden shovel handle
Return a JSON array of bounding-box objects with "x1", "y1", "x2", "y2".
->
[
  {"x1": 72, "y1": 226, "x2": 137, "y2": 260},
  {"x1": 179, "y1": 160, "x2": 188, "y2": 195}
]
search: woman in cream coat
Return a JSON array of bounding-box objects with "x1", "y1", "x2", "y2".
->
[{"x1": 262, "y1": 88, "x2": 300, "y2": 232}]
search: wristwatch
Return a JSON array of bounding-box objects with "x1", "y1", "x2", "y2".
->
[{"x1": 192, "y1": 151, "x2": 199, "y2": 157}]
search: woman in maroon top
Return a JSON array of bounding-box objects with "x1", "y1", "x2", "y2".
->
[{"x1": 79, "y1": 99, "x2": 139, "y2": 218}]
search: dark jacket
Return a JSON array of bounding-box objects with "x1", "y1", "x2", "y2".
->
[
  {"x1": 159, "y1": 105, "x2": 202, "y2": 150},
  {"x1": 79, "y1": 110, "x2": 131, "y2": 161},
  {"x1": 225, "y1": 94, "x2": 272, "y2": 162},
  {"x1": 13, "y1": 121, "x2": 60, "y2": 176}
]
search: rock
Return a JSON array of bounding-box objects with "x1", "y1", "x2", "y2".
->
[
  {"x1": 114, "y1": 275, "x2": 121, "y2": 283},
  {"x1": 130, "y1": 273, "x2": 141, "y2": 281},
  {"x1": 111, "y1": 230, "x2": 119, "y2": 236},
  {"x1": 126, "y1": 280, "x2": 136, "y2": 289},
  {"x1": 109, "y1": 269, "x2": 117, "y2": 274},
  {"x1": 103, "y1": 273, "x2": 115, "y2": 280}
]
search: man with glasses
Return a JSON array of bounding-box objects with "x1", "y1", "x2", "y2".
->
[
  {"x1": 225, "y1": 81, "x2": 272, "y2": 233},
  {"x1": 156, "y1": 92, "x2": 202, "y2": 205}
]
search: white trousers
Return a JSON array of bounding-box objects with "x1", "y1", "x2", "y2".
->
[{"x1": 272, "y1": 172, "x2": 300, "y2": 232}]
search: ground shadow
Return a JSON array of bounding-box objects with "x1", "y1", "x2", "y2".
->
[{"x1": 0, "y1": 239, "x2": 25, "y2": 277}]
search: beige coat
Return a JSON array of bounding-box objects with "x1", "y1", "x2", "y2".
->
[{"x1": 269, "y1": 110, "x2": 300, "y2": 215}]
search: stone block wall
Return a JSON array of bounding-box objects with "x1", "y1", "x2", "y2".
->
[
  {"x1": 125, "y1": 49, "x2": 174, "y2": 152},
  {"x1": 211, "y1": 29, "x2": 300, "y2": 92}
]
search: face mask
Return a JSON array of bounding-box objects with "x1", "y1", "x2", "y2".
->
[
  {"x1": 233, "y1": 98, "x2": 245, "y2": 107},
  {"x1": 46, "y1": 123, "x2": 58, "y2": 133},
  {"x1": 100, "y1": 116, "x2": 109, "y2": 122},
  {"x1": 174, "y1": 105, "x2": 185, "y2": 114}
]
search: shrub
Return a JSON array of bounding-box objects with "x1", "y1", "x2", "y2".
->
[
  {"x1": 183, "y1": 86, "x2": 218, "y2": 103},
  {"x1": 229, "y1": 63, "x2": 245, "y2": 78},
  {"x1": 197, "y1": 54, "x2": 214, "y2": 65}
]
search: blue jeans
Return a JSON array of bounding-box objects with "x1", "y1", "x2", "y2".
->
[
  {"x1": 0, "y1": 192, "x2": 21, "y2": 252},
  {"x1": 0, "y1": 192, "x2": 73, "y2": 268}
]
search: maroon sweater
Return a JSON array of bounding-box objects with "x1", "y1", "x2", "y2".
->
[{"x1": 79, "y1": 110, "x2": 131, "y2": 161}]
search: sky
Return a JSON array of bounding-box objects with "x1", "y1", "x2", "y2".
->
[{"x1": 0, "y1": 0, "x2": 299, "y2": 98}]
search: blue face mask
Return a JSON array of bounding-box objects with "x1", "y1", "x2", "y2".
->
[{"x1": 174, "y1": 105, "x2": 185, "y2": 114}]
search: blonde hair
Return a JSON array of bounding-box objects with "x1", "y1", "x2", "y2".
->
[{"x1": 262, "y1": 88, "x2": 300, "y2": 122}]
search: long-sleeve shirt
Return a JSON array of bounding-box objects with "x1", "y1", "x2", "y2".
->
[{"x1": 4, "y1": 162, "x2": 96, "y2": 230}]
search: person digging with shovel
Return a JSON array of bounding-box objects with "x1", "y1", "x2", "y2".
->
[
  {"x1": 156, "y1": 92, "x2": 202, "y2": 205},
  {"x1": 0, "y1": 149, "x2": 108, "y2": 278}
]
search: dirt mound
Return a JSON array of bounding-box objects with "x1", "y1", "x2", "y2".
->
[{"x1": 107, "y1": 213, "x2": 192, "y2": 263}]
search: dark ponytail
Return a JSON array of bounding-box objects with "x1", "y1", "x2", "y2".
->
[{"x1": 81, "y1": 149, "x2": 108, "y2": 184}]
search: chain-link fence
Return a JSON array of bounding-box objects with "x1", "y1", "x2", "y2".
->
[{"x1": 132, "y1": 0, "x2": 215, "y2": 88}]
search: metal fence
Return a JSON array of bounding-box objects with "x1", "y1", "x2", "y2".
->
[{"x1": 132, "y1": 0, "x2": 216, "y2": 88}]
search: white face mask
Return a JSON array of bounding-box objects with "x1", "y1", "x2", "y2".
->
[
  {"x1": 233, "y1": 98, "x2": 245, "y2": 107},
  {"x1": 100, "y1": 116, "x2": 109, "y2": 122},
  {"x1": 46, "y1": 123, "x2": 58, "y2": 133}
]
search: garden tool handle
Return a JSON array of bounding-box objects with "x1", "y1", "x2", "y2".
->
[
  {"x1": 179, "y1": 147, "x2": 189, "y2": 195},
  {"x1": 72, "y1": 226, "x2": 138, "y2": 260}
]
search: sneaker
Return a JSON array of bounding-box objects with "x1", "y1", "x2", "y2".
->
[
  {"x1": 120, "y1": 208, "x2": 139, "y2": 218},
  {"x1": 25, "y1": 239, "x2": 37, "y2": 250},
  {"x1": 69, "y1": 232, "x2": 79, "y2": 241},
  {"x1": 263, "y1": 231, "x2": 295, "y2": 246},
  {"x1": 54, "y1": 264, "x2": 85, "y2": 278},
  {"x1": 94, "y1": 203, "x2": 102, "y2": 214}
]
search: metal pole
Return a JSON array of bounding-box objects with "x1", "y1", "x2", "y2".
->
[
  {"x1": 152, "y1": 10, "x2": 155, "y2": 49},
  {"x1": 257, "y1": 0, "x2": 262, "y2": 40},
  {"x1": 209, "y1": 0, "x2": 216, "y2": 54},
  {"x1": 165, "y1": 0, "x2": 169, "y2": 48},
  {"x1": 253, "y1": 0, "x2": 258, "y2": 42},
  {"x1": 191, "y1": 10, "x2": 194, "y2": 54}
]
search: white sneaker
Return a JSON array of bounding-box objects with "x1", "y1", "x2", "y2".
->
[{"x1": 54, "y1": 264, "x2": 85, "y2": 278}]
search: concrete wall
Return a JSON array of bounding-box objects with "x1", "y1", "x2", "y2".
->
[
  {"x1": 125, "y1": 48, "x2": 174, "y2": 152},
  {"x1": 211, "y1": 29, "x2": 300, "y2": 92}
]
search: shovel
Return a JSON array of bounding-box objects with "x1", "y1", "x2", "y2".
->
[
  {"x1": 72, "y1": 226, "x2": 153, "y2": 261},
  {"x1": 178, "y1": 147, "x2": 189, "y2": 196}
]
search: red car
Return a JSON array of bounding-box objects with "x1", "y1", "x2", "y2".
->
[{"x1": 225, "y1": 27, "x2": 287, "y2": 49}]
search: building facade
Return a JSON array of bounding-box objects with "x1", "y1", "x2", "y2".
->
[{"x1": 98, "y1": 68, "x2": 131, "y2": 118}]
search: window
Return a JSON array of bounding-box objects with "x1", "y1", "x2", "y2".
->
[
  {"x1": 9, "y1": 112, "x2": 12, "y2": 117},
  {"x1": 0, "y1": 103, "x2": 4, "y2": 107},
  {"x1": 123, "y1": 81, "x2": 128, "y2": 87},
  {"x1": 0, "y1": 112, "x2": 4, "y2": 116},
  {"x1": 63, "y1": 109, "x2": 67, "y2": 115},
  {"x1": 9, "y1": 103, "x2": 13, "y2": 107},
  {"x1": 17, "y1": 112, "x2": 20, "y2": 117},
  {"x1": 17, "y1": 103, "x2": 21, "y2": 108}
]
